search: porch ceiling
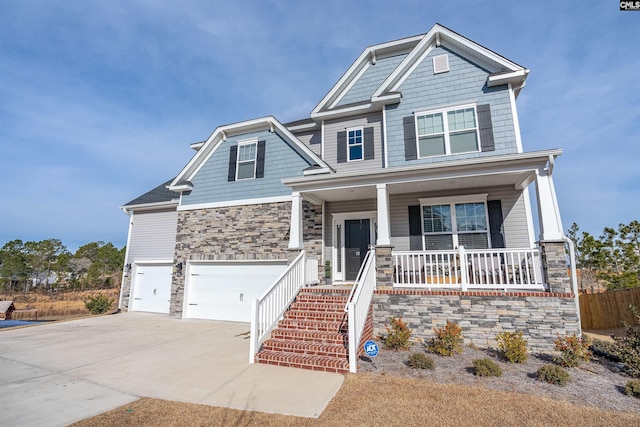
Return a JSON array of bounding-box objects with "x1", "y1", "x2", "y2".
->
[{"x1": 300, "y1": 169, "x2": 535, "y2": 203}]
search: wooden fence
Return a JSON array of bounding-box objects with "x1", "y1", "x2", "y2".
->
[{"x1": 579, "y1": 287, "x2": 640, "y2": 330}]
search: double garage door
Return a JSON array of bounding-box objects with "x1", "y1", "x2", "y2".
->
[{"x1": 184, "y1": 261, "x2": 287, "y2": 322}]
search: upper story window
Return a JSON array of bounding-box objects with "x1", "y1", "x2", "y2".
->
[
  {"x1": 236, "y1": 141, "x2": 257, "y2": 180},
  {"x1": 416, "y1": 105, "x2": 479, "y2": 158},
  {"x1": 347, "y1": 127, "x2": 363, "y2": 161}
]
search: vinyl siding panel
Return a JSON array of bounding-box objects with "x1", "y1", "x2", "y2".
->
[
  {"x1": 127, "y1": 209, "x2": 178, "y2": 262},
  {"x1": 337, "y1": 53, "x2": 408, "y2": 106},
  {"x1": 294, "y1": 131, "x2": 322, "y2": 156},
  {"x1": 182, "y1": 129, "x2": 312, "y2": 205},
  {"x1": 388, "y1": 187, "x2": 531, "y2": 251},
  {"x1": 385, "y1": 46, "x2": 518, "y2": 168},
  {"x1": 324, "y1": 112, "x2": 384, "y2": 173},
  {"x1": 323, "y1": 199, "x2": 376, "y2": 263}
]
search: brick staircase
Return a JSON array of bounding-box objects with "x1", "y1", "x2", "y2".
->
[{"x1": 254, "y1": 287, "x2": 352, "y2": 374}]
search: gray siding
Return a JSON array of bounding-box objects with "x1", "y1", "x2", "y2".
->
[
  {"x1": 127, "y1": 208, "x2": 178, "y2": 262},
  {"x1": 388, "y1": 187, "x2": 531, "y2": 251},
  {"x1": 295, "y1": 130, "x2": 322, "y2": 156},
  {"x1": 386, "y1": 46, "x2": 518, "y2": 168},
  {"x1": 324, "y1": 112, "x2": 384, "y2": 173},
  {"x1": 182, "y1": 129, "x2": 312, "y2": 205},
  {"x1": 337, "y1": 53, "x2": 408, "y2": 106}
]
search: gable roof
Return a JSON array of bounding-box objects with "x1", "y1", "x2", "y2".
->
[
  {"x1": 311, "y1": 23, "x2": 528, "y2": 120},
  {"x1": 168, "y1": 116, "x2": 332, "y2": 192},
  {"x1": 122, "y1": 179, "x2": 179, "y2": 212}
]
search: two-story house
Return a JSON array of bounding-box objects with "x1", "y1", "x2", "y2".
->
[{"x1": 120, "y1": 24, "x2": 579, "y2": 373}]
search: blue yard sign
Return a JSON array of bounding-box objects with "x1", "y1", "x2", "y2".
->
[{"x1": 364, "y1": 340, "x2": 379, "y2": 357}]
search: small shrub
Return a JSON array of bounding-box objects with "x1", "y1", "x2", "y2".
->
[
  {"x1": 554, "y1": 333, "x2": 592, "y2": 367},
  {"x1": 495, "y1": 331, "x2": 528, "y2": 363},
  {"x1": 613, "y1": 305, "x2": 640, "y2": 378},
  {"x1": 472, "y1": 358, "x2": 502, "y2": 377},
  {"x1": 537, "y1": 364, "x2": 570, "y2": 386},
  {"x1": 407, "y1": 352, "x2": 435, "y2": 370},
  {"x1": 625, "y1": 379, "x2": 640, "y2": 398},
  {"x1": 84, "y1": 293, "x2": 115, "y2": 315},
  {"x1": 383, "y1": 317, "x2": 412, "y2": 350},
  {"x1": 428, "y1": 321, "x2": 463, "y2": 356}
]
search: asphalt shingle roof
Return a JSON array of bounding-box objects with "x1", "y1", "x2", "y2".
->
[{"x1": 123, "y1": 179, "x2": 178, "y2": 207}]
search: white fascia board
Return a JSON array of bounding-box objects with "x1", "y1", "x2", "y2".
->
[
  {"x1": 487, "y1": 69, "x2": 529, "y2": 88},
  {"x1": 329, "y1": 61, "x2": 371, "y2": 110},
  {"x1": 287, "y1": 122, "x2": 318, "y2": 132},
  {"x1": 177, "y1": 195, "x2": 292, "y2": 211},
  {"x1": 120, "y1": 200, "x2": 178, "y2": 214},
  {"x1": 310, "y1": 103, "x2": 376, "y2": 121},
  {"x1": 190, "y1": 141, "x2": 205, "y2": 151},
  {"x1": 311, "y1": 34, "x2": 424, "y2": 115},
  {"x1": 303, "y1": 167, "x2": 332, "y2": 176},
  {"x1": 283, "y1": 149, "x2": 563, "y2": 188},
  {"x1": 271, "y1": 118, "x2": 329, "y2": 168},
  {"x1": 371, "y1": 92, "x2": 402, "y2": 104}
]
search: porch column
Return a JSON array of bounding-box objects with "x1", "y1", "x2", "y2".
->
[
  {"x1": 288, "y1": 192, "x2": 303, "y2": 250},
  {"x1": 534, "y1": 167, "x2": 563, "y2": 241},
  {"x1": 376, "y1": 184, "x2": 391, "y2": 246}
]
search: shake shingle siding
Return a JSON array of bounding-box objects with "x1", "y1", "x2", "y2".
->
[
  {"x1": 385, "y1": 46, "x2": 518, "y2": 168},
  {"x1": 182, "y1": 129, "x2": 312, "y2": 205},
  {"x1": 336, "y1": 53, "x2": 408, "y2": 107}
]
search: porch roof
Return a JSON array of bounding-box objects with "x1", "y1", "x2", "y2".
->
[{"x1": 282, "y1": 149, "x2": 561, "y2": 203}]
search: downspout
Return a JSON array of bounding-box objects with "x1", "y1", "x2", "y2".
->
[{"x1": 118, "y1": 208, "x2": 133, "y2": 310}]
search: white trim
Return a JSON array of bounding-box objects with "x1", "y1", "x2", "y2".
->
[
  {"x1": 382, "y1": 106, "x2": 388, "y2": 168},
  {"x1": 522, "y1": 186, "x2": 536, "y2": 247},
  {"x1": 235, "y1": 139, "x2": 258, "y2": 181},
  {"x1": 134, "y1": 259, "x2": 174, "y2": 265},
  {"x1": 321, "y1": 200, "x2": 326, "y2": 266},
  {"x1": 321, "y1": 120, "x2": 325, "y2": 159},
  {"x1": 119, "y1": 212, "x2": 134, "y2": 309},
  {"x1": 388, "y1": 44, "x2": 435, "y2": 93},
  {"x1": 346, "y1": 126, "x2": 364, "y2": 162},
  {"x1": 508, "y1": 83, "x2": 523, "y2": 153},
  {"x1": 177, "y1": 195, "x2": 292, "y2": 211},
  {"x1": 286, "y1": 121, "x2": 317, "y2": 132},
  {"x1": 487, "y1": 70, "x2": 528, "y2": 88},
  {"x1": 121, "y1": 200, "x2": 178, "y2": 214},
  {"x1": 186, "y1": 259, "x2": 288, "y2": 265},
  {"x1": 310, "y1": 103, "x2": 374, "y2": 120}
]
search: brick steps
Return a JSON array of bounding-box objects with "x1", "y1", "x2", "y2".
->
[{"x1": 254, "y1": 288, "x2": 351, "y2": 374}]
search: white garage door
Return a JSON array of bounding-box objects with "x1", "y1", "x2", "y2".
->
[
  {"x1": 131, "y1": 264, "x2": 172, "y2": 314},
  {"x1": 185, "y1": 262, "x2": 287, "y2": 322}
]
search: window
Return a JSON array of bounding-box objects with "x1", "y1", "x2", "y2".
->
[
  {"x1": 347, "y1": 127, "x2": 363, "y2": 161},
  {"x1": 236, "y1": 141, "x2": 257, "y2": 180},
  {"x1": 420, "y1": 196, "x2": 489, "y2": 250},
  {"x1": 416, "y1": 105, "x2": 479, "y2": 158}
]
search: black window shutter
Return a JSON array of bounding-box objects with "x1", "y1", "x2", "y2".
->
[
  {"x1": 255, "y1": 140, "x2": 266, "y2": 178},
  {"x1": 363, "y1": 126, "x2": 375, "y2": 160},
  {"x1": 403, "y1": 116, "x2": 417, "y2": 160},
  {"x1": 408, "y1": 205, "x2": 422, "y2": 251},
  {"x1": 337, "y1": 131, "x2": 347, "y2": 163},
  {"x1": 487, "y1": 200, "x2": 505, "y2": 248},
  {"x1": 477, "y1": 104, "x2": 495, "y2": 152},
  {"x1": 227, "y1": 145, "x2": 238, "y2": 182}
]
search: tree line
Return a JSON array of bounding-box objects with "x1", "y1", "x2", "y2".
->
[
  {"x1": 568, "y1": 220, "x2": 640, "y2": 291},
  {"x1": 0, "y1": 239, "x2": 125, "y2": 293}
]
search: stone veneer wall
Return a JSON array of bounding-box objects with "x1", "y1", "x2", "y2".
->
[
  {"x1": 372, "y1": 289, "x2": 580, "y2": 351},
  {"x1": 302, "y1": 202, "x2": 324, "y2": 282},
  {"x1": 170, "y1": 202, "x2": 291, "y2": 317}
]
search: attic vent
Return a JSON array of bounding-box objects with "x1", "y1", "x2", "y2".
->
[{"x1": 433, "y1": 54, "x2": 449, "y2": 74}]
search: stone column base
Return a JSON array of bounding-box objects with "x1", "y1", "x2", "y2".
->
[
  {"x1": 375, "y1": 245, "x2": 394, "y2": 287},
  {"x1": 540, "y1": 241, "x2": 572, "y2": 294}
]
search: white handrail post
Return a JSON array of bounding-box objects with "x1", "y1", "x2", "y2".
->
[
  {"x1": 348, "y1": 301, "x2": 357, "y2": 373},
  {"x1": 459, "y1": 245, "x2": 468, "y2": 291},
  {"x1": 249, "y1": 298, "x2": 259, "y2": 363}
]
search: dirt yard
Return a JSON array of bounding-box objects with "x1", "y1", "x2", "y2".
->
[{"x1": 0, "y1": 289, "x2": 119, "y2": 320}]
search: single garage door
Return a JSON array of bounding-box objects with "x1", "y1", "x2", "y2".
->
[
  {"x1": 185, "y1": 261, "x2": 287, "y2": 322},
  {"x1": 131, "y1": 264, "x2": 172, "y2": 314}
]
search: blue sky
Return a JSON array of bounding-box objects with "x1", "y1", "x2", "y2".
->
[{"x1": 0, "y1": 0, "x2": 638, "y2": 252}]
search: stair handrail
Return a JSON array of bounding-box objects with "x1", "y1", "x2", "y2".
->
[
  {"x1": 345, "y1": 248, "x2": 376, "y2": 373},
  {"x1": 249, "y1": 250, "x2": 306, "y2": 363}
]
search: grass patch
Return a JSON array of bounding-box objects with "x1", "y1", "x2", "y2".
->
[{"x1": 0, "y1": 289, "x2": 119, "y2": 319}]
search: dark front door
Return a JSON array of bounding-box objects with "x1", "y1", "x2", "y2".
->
[{"x1": 345, "y1": 219, "x2": 371, "y2": 281}]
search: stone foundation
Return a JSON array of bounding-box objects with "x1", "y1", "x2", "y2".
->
[{"x1": 372, "y1": 289, "x2": 579, "y2": 351}]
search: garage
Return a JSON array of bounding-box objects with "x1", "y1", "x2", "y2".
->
[
  {"x1": 130, "y1": 263, "x2": 173, "y2": 314},
  {"x1": 184, "y1": 261, "x2": 287, "y2": 322}
]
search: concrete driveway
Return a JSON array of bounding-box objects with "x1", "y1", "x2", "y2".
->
[{"x1": 0, "y1": 312, "x2": 344, "y2": 427}]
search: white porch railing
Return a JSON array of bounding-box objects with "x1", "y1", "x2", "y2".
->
[
  {"x1": 393, "y1": 247, "x2": 545, "y2": 291},
  {"x1": 305, "y1": 256, "x2": 319, "y2": 285},
  {"x1": 249, "y1": 251, "x2": 308, "y2": 363},
  {"x1": 346, "y1": 248, "x2": 376, "y2": 373}
]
